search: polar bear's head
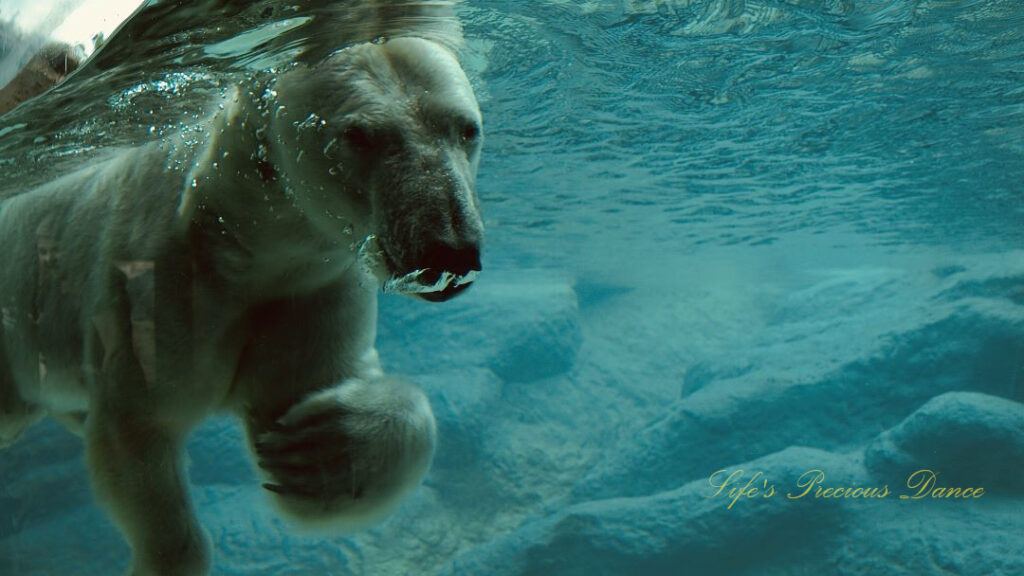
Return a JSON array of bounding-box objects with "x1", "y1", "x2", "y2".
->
[{"x1": 267, "y1": 37, "x2": 484, "y2": 301}]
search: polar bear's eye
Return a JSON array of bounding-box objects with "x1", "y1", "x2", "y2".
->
[
  {"x1": 460, "y1": 123, "x2": 480, "y2": 144},
  {"x1": 343, "y1": 125, "x2": 376, "y2": 151}
]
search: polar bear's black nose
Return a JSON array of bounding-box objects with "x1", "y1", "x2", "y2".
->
[{"x1": 418, "y1": 241, "x2": 481, "y2": 302}]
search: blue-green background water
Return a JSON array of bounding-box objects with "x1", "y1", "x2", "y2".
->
[{"x1": 1, "y1": 1, "x2": 1022, "y2": 574}]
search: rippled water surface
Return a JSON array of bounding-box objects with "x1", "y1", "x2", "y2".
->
[
  {"x1": 467, "y1": 0, "x2": 1023, "y2": 262},
  {"x1": 3, "y1": 0, "x2": 1022, "y2": 260}
]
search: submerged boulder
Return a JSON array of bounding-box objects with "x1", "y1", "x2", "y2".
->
[
  {"x1": 443, "y1": 447, "x2": 861, "y2": 576},
  {"x1": 378, "y1": 271, "x2": 581, "y2": 383},
  {"x1": 865, "y1": 392, "x2": 1024, "y2": 493}
]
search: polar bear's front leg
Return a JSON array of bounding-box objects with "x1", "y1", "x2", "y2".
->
[{"x1": 254, "y1": 376, "x2": 436, "y2": 530}]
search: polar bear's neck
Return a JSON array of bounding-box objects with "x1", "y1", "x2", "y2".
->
[{"x1": 180, "y1": 86, "x2": 363, "y2": 300}]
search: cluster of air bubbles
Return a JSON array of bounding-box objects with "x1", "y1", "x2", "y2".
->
[
  {"x1": 164, "y1": 157, "x2": 187, "y2": 172},
  {"x1": 30, "y1": 120, "x2": 104, "y2": 163},
  {"x1": 257, "y1": 85, "x2": 279, "y2": 118},
  {"x1": 254, "y1": 126, "x2": 271, "y2": 169},
  {"x1": 294, "y1": 112, "x2": 326, "y2": 131},
  {"x1": 32, "y1": 143, "x2": 98, "y2": 163},
  {"x1": 355, "y1": 235, "x2": 386, "y2": 289},
  {"x1": 172, "y1": 120, "x2": 208, "y2": 152},
  {"x1": 109, "y1": 72, "x2": 214, "y2": 111}
]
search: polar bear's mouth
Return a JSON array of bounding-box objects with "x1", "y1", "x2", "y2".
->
[
  {"x1": 383, "y1": 268, "x2": 478, "y2": 300},
  {"x1": 356, "y1": 235, "x2": 478, "y2": 301}
]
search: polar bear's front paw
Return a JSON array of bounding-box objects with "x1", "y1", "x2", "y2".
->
[
  {"x1": 256, "y1": 411, "x2": 361, "y2": 500},
  {"x1": 255, "y1": 376, "x2": 436, "y2": 530}
]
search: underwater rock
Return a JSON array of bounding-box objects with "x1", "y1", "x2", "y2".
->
[
  {"x1": 833, "y1": 500, "x2": 1024, "y2": 576},
  {"x1": 0, "y1": 502, "x2": 126, "y2": 576},
  {"x1": 193, "y1": 485, "x2": 362, "y2": 576},
  {"x1": 442, "y1": 447, "x2": 860, "y2": 576},
  {"x1": 865, "y1": 392, "x2": 1024, "y2": 493},
  {"x1": 680, "y1": 360, "x2": 753, "y2": 396},
  {"x1": 573, "y1": 305, "x2": 1024, "y2": 501},
  {"x1": 417, "y1": 367, "x2": 503, "y2": 473},
  {"x1": 0, "y1": 420, "x2": 91, "y2": 537},
  {"x1": 186, "y1": 417, "x2": 258, "y2": 487},
  {"x1": 378, "y1": 271, "x2": 581, "y2": 383}
]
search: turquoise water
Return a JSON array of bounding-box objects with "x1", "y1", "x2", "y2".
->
[
  {"x1": 471, "y1": 0, "x2": 1023, "y2": 260},
  {"x1": 2, "y1": 1, "x2": 1022, "y2": 575}
]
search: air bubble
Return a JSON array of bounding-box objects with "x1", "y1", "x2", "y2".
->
[
  {"x1": 294, "y1": 113, "x2": 321, "y2": 131},
  {"x1": 323, "y1": 137, "x2": 338, "y2": 157}
]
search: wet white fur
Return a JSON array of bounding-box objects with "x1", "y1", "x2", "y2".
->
[{"x1": 0, "y1": 36, "x2": 482, "y2": 576}]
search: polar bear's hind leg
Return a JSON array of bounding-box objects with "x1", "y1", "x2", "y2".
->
[{"x1": 0, "y1": 343, "x2": 44, "y2": 448}]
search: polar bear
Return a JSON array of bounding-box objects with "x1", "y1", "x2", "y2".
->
[{"x1": 0, "y1": 25, "x2": 483, "y2": 576}]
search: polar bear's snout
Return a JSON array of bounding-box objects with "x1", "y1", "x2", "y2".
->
[{"x1": 377, "y1": 175, "x2": 484, "y2": 302}]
